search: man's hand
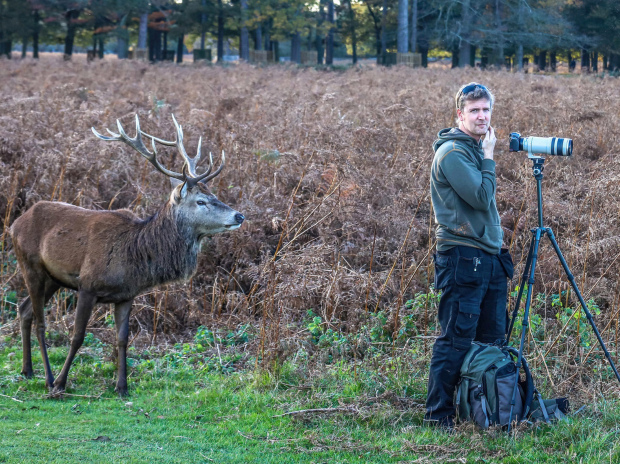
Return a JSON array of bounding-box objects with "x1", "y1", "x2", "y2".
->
[{"x1": 482, "y1": 126, "x2": 496, "y2": 160}]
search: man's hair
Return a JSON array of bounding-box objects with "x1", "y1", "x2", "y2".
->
[{"x1": 455, "y1": 82, "x2": 495, "y2": 112}]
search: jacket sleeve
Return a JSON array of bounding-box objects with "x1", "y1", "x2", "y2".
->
[{"x1": 438, "y1": 147, "x2": 496, "y2": 211}]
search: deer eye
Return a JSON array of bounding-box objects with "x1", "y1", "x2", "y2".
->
[{"x1": 197, "y1": 200, "x2": 207, "y2": 206}]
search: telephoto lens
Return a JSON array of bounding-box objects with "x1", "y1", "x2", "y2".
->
[
  {"x1": 509, "y1": 132, "x2": 573, "y2": 156},
  {"x1": 522, "y1": 136, "x2": 573, "y2": 156}
]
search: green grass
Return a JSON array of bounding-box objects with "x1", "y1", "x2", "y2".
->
[{"x1": 0, "y1": 333, "x2": 619, "y2": 464}]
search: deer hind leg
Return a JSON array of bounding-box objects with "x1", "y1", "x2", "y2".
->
[
  {"x1": 53, "y1": 290, "x2": 97, "y2": 393},
  {"x1": 19, "y1": 296, "x2": 34, "y2": 378},
  {"x1": 22, "y1": 273, "x2": 59, "y2": 389},
  {"x1": 19, "y1": 280, "x2": 60, "y2": 379},
  {"x1": 114, "y1": 300, "x2": 133, "y2": 396}
]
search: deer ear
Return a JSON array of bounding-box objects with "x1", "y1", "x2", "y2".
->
[
  {"x1": 170, "y1": 178, "x2": 188, "y2": 201},
  {"x1": 170, "y1": 178, "x2": 183, "y2": 188}
]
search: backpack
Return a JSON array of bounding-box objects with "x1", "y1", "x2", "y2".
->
[{"x1": 455, "y1": 342, "x2": 536, "y2": 428}]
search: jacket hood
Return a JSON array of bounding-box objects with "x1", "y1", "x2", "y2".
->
[{"x1": 432, "y1": 127, "x2": 481, "y2": 153}]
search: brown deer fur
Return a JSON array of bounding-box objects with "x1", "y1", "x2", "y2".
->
[{"x1": 10, "y1": 117, "x2": 244, "y2": 395}]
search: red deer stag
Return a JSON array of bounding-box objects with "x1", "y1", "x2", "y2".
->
[{"x1": 10, "y1": 115, "x2": 244, "y2": 395}]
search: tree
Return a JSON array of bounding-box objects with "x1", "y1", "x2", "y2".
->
[
  {"x1": 240, "y1": 0, "x2": 249, "y2": 59},
  {"x1": 397, "y1": 0, "x2": 407, "y2": 53},
  {"x1": 325, "y1": 0, "x2": 334, "y2": 64},
  {"x1": 565, "y1": 0, "x2": 620, "y2": 71}
]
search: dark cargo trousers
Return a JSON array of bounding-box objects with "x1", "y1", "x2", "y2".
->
[{"x1": 425, "y1": 245, "x2": 514, "y2": 424}]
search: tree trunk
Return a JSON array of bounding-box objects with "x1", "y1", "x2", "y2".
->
[
  {"x1": 581, "y1": 48, "x2": 590, "y2": 72},
  {"x1": 458, "y1": 0, "x2": 471, "y2": 67},
  {"x1": 32, "y1": 9, "x2": 40, "y2": 59},
  {"x1": 240, "y1": 0, "x2": 249, "y2": 60},
  {"x1": 163, "y1": 31, "x2": 168, "y2": 59},
  {"x1": 176, "y1": 36, "x2": 184, "y2": 63},
  {"x1": 549, "y1": 50, "x2": 556, "y2": 72},
  {"x1": 291, "y1": 32, "x2": 301, "y2": 63},
  {"x1": 380, "y1": 0, "x2": 387, "y2": 62},
  {"x1": 397, "y1": 0, "x2": 408, "y2": 54},
  {"x1": 217, "y1": 0, "x2": 224, "y2": 62},
  {"x1": 138, "y1": 13, "x2": 148, "y2": 49},
  {"x1": 515, "y1": 2, "x2": 524, "y2": 72},
  {"x1": 419, "y1": 44, "x2": 428, "y2": 67},
  {"x1": 346, "y1": 0, "x2": 357, "y2": 64},
  {"x1": 494, "y1": 0, "x2": 503, "y2": 66},
  {"x1": 117, "y1": 35, "x2": 128, "y2": 59},
  {"x1": 149, "y1": 29, "x2": 162, "y2": 61},
  {"x1": 255, "y1": 26, "x2": 262, "y2": 50},
  {"x1": 326, "y1": 0, "x2": 334, "y2": 65},
  {"x1": 116, "y1": 14, "x2": 129, "y2": 59},
  {"x1": 200, "y1": 0, "x2": 207, "y2": 50},
  {"x1": 264, "y1": 30, "x2": 270, "y2": 52},
  {"x1": 469, "y1": 45, "x2": 476, "y2": 67},
  {"x1": 602, "y1": 54, "x2": 608, "y2": 71},
  {"x1": 21, "y1": 35, "x2": 27, "y2": 58},
  {"x1": 317, "y1": 0, "x2": 326, "y2": 64},
  {"x1": 64, "y1": 10, "x2": 80, "y2": 58},
  {"x1": 410, "y1": 0, "x2": 417, "y2": 53},
  {"x1": 591, "y1": 51, "x2": 597, "y2": 72},
  {"x1": 538, "y1": 50, "x2": 546, "y2": 71},
  {"x1": 364, "y1": 1, "x2": 381, "y2": 59},
  {"x1": 451, "y1": 46, "x2": 459, "y2": 68},
  {"x1": 98, "y1": 37, "x2": 104, "y2": 59},
  {"x1": 273, "y1": 40, "x2": 279, "y2": 62}
]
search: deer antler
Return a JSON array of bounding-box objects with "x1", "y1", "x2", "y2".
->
[
  {"x1": 92, "y1": 115, "x2": 225, "y2": 187},
  {"x1": 92, "y1": 115, "x2": 185, "y2": 181},
  {"x1": 139, "y1": 115, "x2": 225, "y2": 186}
]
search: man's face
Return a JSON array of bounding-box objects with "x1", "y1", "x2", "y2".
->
[{"x1": 457, "y1": 98, "x2": 492, "y2": 140}]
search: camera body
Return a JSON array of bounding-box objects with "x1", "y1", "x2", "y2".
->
[{"x1": 509, "y1": 132, "x2": 573, "y2": 158}]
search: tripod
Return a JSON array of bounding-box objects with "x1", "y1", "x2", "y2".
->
[{"x1": 505, "y1": 155, "x2": 620, "y2": 433}]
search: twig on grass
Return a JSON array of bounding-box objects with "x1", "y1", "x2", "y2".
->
[
  {"x1": 0, "y1": 393, "x2": 23, "y2": 403},
  {"x1": 43, "y1": 392, "x2": 105, "y2": 400},
  {"x1": 272, "y1": 406, "x2": 359, "y2": 418}
]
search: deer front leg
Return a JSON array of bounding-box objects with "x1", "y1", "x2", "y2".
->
[
  {"x1": 53, "y1": 290, "x2": 96, "y2": 393},
  {"x1": 114, "y1": 300, "x2": 133, "y2": 396}
]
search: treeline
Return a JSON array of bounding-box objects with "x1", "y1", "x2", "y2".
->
[{"x1": 0, "y1": 0, "x2": 619, "y2": 70}]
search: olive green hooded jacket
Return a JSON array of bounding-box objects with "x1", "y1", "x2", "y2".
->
[{"x1": 430, "y1": 128, "x2": 503, "y2": 255}]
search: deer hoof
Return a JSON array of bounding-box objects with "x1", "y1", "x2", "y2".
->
[
  {"x1": 48, "y1": 387, "x2": 65, "y2": 399},
  {"x1": 115, "y1": 385, "x2": 128, "y2": 397},
  {"x1": 21, "y1": 369, "x2": 34, "y2": 379}
]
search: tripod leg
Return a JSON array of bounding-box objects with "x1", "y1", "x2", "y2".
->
[
  {"x1": 506, "y1": 235, "x2": 536, "y2": 344},
  {"x1": 508, "y1": 228, "x2": 544, "y2": 434},
  {"x1": 546, "y1": 229, "x2": 620, "y2": 384}
]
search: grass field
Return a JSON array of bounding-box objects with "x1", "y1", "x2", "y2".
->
[
  {"x1": 1, "y1": 56, "x2": 620, "y2": 462},
  {"x1": 1, "y1": 332, "x2": 619, "y2": 464}
]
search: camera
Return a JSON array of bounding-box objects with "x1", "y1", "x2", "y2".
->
[{"x1": 509, "y1": 132, "x2": 573, "y2": 157}]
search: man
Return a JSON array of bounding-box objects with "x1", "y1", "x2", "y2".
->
[{"x1": 425, "y1": 83, "x2": 513, "y2": 430}]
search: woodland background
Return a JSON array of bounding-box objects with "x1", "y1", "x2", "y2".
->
[{"x1": 0, "y1": 1, "x2": 619, "y2": 72}]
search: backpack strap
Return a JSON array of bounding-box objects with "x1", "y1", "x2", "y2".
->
[
  {"x1": 480, "y1": 394, "x2": 490, "y2": 429},
  {"x1": 506, "y1": 347, "x2": 534, "y2": 419},
  {"x1": 534, "y1": 389, "x2": 551, "y2": 423}
]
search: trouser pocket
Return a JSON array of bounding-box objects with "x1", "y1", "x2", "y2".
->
[
  {"x1": 454, "y1": 301, "x2": 481, "y2": 339},
  {"x1": 498, "y1": 248, "x2": 514, "y2": 280},
  {"x1": 455, "y1": 256, "x2": 483, "y2": 286}
]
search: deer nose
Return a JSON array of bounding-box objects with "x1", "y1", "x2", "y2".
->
[{"x1": 235, "y1": 213, "x2": 245, "y2": 224}]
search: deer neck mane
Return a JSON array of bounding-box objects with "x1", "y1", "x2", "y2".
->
[{"x1": 129, "y1": 202, "x2": 200, "y2": 287}]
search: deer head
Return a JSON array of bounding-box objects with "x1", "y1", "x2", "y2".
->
[{"x1": 92, "y1": 115, "x2": 244, "y2": 238}]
